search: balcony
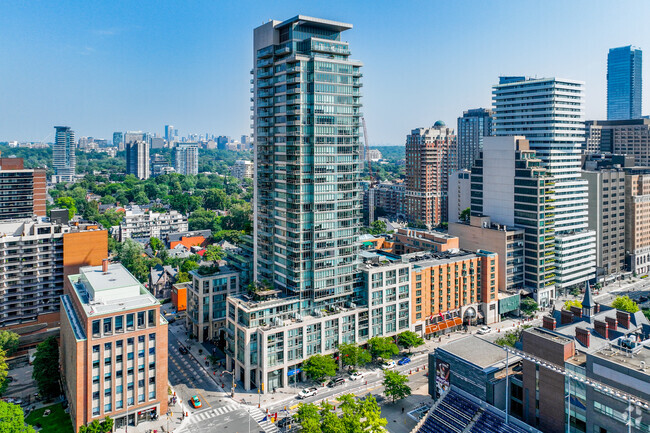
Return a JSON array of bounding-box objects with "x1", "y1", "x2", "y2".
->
[{"x1": 257, "y1": 46, "x2": 274, "y2": 59}]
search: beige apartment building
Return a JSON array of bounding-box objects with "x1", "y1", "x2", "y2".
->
[{"x1": 625, "y1": 169, "x2": 650, "y2": 275}]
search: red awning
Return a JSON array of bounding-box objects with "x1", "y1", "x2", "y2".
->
[
  {"x1": 425, "y1": 324, "x2": 439, "y2": 334},
  {"x1": 453, "y1": 317, "x2": 463, "y2": 326},
  {"x1": 437, "y1": 322, "x2": 448, "y2": 330}
]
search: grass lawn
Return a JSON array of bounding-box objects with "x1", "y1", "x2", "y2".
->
[{"x1": 25, "y1": 402, "x2": 74, "y2": 433}]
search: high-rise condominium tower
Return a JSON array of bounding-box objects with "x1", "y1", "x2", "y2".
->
[
  {"x1": 253, "y1": 15, "x2": 363, "y2": 312},
  {"x1": 174, "y1": 143, "x2": 199, "y2": 175},
  {"x1": 457, "y1": 108, "x2": 494, "y2": 170},
  {"x1": 53, "y1": 126, "x2": 76, "y2": 182},
  {"x1": 493, "y1": 77, "x2": 595, "y2": 293},
  {"x1": 125, "y1": 132, "x2": 150, "y2": 180},
  {"x1": 607, "y1": 45, "x2": 642, "y2": 120}
]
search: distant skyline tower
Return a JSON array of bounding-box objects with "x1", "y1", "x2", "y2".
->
[
  {"x1": 174, "y1": 143, "x2": 199, "y2": 175},
  {"x1": 607, "y1": 45, "x2": 642, "y2": 120},
  {"x1": 112, "y1": 131, "x2": 124, "y2": 150},
  {"x1": 125, "y1": 131, "x2": 150, "y2": 179},
  {"x1": 53, "y1": 126, "x2": 76, "y2": 182},
  {"x1": 165, "y1": 125, "x2": 175, "y2": 142},
  {"x1": 456, "y1": 108, "x2": 494, "y2": 170}
]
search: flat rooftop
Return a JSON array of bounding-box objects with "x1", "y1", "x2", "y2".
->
[{"x1": 438, "y1": 335, "x2": 518, "y2": 369}]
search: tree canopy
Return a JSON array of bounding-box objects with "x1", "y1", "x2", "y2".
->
[
  {"x1": 0, "y1": 401, "x2": 35, "y2": 433},
  {"x1": 383, "y1": 370, "x2": 411, "y2": 403},
  {"x1": 338, "y1": 343, "x2": 371, "y2": 369},
  {"x1": 294, "y1": 393, "x2": 387, "y2": 433},
  {"x1": 612, "y1": 295, "x2": 640, "y2": 313},
  {"x1": 368, "y1": 336, "x2": 399, "y2": 360},
  {"x1": 520, "y1": 297, "x2": 539, "y2": 316},
  {"x1": 32, "y1": 337, "x2": 61, "y2": 399},
  {"x1": 397, "y1": 331, "x2": 425, "y2": 352},
  {"x1": 0, "y1": 331, "x2": 19, "y2": 356},
  {"x1": 0, "y1": 349, "x2": 8, "y2": 396},
  {"x1": 302, "y1": 354, "x2": 337, "y2": 382}
]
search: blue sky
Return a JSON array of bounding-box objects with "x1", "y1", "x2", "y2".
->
[{"x1": 1, "y1": 0, "x2": 650, "y2": 144}]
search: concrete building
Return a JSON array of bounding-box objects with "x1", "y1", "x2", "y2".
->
[
  {"x1": 112, "y1": 132, "x2": 124, "y2": 150},
  {"x1": 457, "y1": 108, "x2": 494, "y2": 170},
  {"x1": 186, "y1": 266, "x2": 240, "y2": 343},
  {"x1": 366, "y1": 148, "x2": 382, "y2": 162},
  {"x1": 0, "y1": 217, "x2": 107, "y2": 337},
  {"x1": 625, "y1": 168, "x2": 650, "y2": 275},
  {"x1": 392, "y1": 227, "x2": 459, "y2": 255},
  {"x1": 408, "y1": 249, "x2": 499, "y2": 336},
  {"x1": 118, "y1": 206, "x2": 188, "y2": 241},
  {"x1": 582, "y1": 165, "x2": 627, "y2": 278},
  {"x1": 164, "y1": 125, "x2": 175, "y2": 143},
  {"x1": 405, "y1": 122, "x2": 457, "y2": 228},
  {"x1": 471, "y1": 136, "x2": 561, "y2": 306},
  {"x1": 125, "y1": 138, "x2": 150, "y2": 180},
  {"x1": 230, "y1": 160, "x2": 254, "y2": 180},
  {"x1": 607, "y1": 45, "x2": 642, "y2": 121},
  {"x1": 449, "y1": 216, "x2": 525, "y2": 292},
  {"x1": 373, "y1": 181, "x2": 406, "y2": 220},
  {"x1": 60, "y1": 262, "x2": 168, "y2": 432},
  {"x1": 493, "y1": 77, "x2": 596, "y2": 295},
  {"x1": 584, "y1": 119, "x2": 650, "y2": 166},
  {"x1": 0, "y1": 157, "x2": 46, "y2": 221},
  {"x1": 447, "y1": 169, "x2": 471, "y2": 223},
  {"x1": 53, "y1": 126, "x2": 76, "y2": 183},
  {"x1": 174, "y1": 143, "x2": 199, "y2": 175},
  {"x1": 225, "y1": 250, "x2": 410, "y2": 392}
]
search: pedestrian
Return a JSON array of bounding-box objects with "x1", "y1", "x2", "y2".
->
[{"x1": 402, "y1": 407, "x2": 405, "y2": 414}]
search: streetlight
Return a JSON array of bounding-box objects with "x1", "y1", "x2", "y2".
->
[{"x1": 222, "y1": 369, "x2": 236, "y2": 398}]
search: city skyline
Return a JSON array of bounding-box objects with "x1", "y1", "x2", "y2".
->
[{"x1": 1, "y1": 1, "x2": 650, "y2": 144}]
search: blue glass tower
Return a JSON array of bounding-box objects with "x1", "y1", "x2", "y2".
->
[{"x1": 607, "y1": 45, "x2": 642, "y2": 120}]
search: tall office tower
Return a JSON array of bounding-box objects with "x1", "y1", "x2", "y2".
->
[
  {"x1": 0, "y1": 158, "x2": 46, "y2": 220},
  {"x1": 53, "y1": 126, "x2": 76, "y2": 182},
  {"x1": 456, "y1": 108, "x2": 494, "y2": 170},
  {"x1": 164, "y1": 125, "x2": 175, "y2": 142},
  {"x1": 174, "y1": 143, "x2": 199, "y2": 175},
  {"x1": 470, "y1": 137, "x2": 556, "y2": 306},
  {"x1": 216, "y1": 136, "x2": 229, "y2": 150},
  {"x1": 112, "y1": 132, "x2": 124, "y2": 149},
  {"x1": 607, "y1": 45, "x2": 642, "y2": 120},
  {"x1": 405, "y1": 121, "x2": 456, "y2": 228},
  {"x1": 125, "y1": 136, "x2": 150, "y2": 180},
  {"x1": 493, "y1": 77, "x2": 596, "y2": 293}
]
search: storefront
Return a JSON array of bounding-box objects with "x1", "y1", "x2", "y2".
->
[{"x1": 424, "y1": 314, "x2": 463, "y2": 337}]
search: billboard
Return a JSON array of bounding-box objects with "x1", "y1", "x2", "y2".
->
[{"x1": 435, "y1": 360, "x2": 450, "y2": 397}]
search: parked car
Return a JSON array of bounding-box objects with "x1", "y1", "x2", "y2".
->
[
  {"x1": 382, "y1": 361, "x2": 396, "y2": 369},
  {"x1": 179, "y1": 346, "x2": 189, "y2": 354},
  {"x1": 297, "y1": 387, "x2": 318, "y2": 399},
  {"x1": 327, "y1": 377, "x2": 346, "y2": 388},
  {"x1": 398, "y1": 357, "x2": 411, "y2": 365},
  {"x1": 349, "y1": 372, "x2": 365, "y2": 381},
  {"x1": 477, "y1": 326, "x2": 492, "y2": 335},
  {"x1": 190, "y1": 395, "x2": 202, "y2": 408}
]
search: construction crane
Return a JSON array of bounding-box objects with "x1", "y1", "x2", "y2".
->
[{"x1": 362, "y1": 117, "x2": 378, "y2": 224}]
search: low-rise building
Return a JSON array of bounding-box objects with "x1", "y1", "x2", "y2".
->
[
  {"x1": 118, "y1": 206, "x2": 188, "y2": 241},
  {"x1": 392, "y1": 227, "x2": 459, "y2": 255},
  {"x1": 60, "y1": 262, "x2": 168, "y2": 432},
  {"x1": 165, "y1": 230, "x2": 211, "y2": 249},
  {"x1": 231, "y1": 160, "x2": 254, "y2": 180},
  {"x1": 148, "y1": 265, "x2": 178, "y2": 299}
]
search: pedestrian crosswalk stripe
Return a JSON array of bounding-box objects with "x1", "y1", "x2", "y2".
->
[{"x1": 191, "y1": 404, "x2": 240, "y2": 424}]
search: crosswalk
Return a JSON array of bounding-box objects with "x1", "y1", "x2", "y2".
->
[
  {"x1": 249, "y1": 407, "x2": 279, "y2": 433},
  {"x1": 190, "y1": 404, "x2": 239, "y2": 424}
]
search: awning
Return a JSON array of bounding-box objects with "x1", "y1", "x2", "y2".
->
[
  {"x1": 453, "y1": 317, "x2": 463, "y2": 326},
  {"x1": 425, "y1": 324, "x2": 439, "y2": 334},
  {"x1": 437, "y1": 322, "x2": 448, "y2": 331}
]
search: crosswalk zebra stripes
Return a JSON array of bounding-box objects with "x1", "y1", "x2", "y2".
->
[
  {"x1": 190, "y1": 404, "x2": 239, "y2": 423},
  {"x1": 249, "y1": 406, "x2": 279, "y2": 433}
]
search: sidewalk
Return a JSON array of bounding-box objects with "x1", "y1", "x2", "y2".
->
[{"x1": 113, "y1": 387, "x2": 189, "y2": 433}]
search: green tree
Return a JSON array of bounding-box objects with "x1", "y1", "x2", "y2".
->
[
  {"x1": 203, "y1": 245, "x2": 224, "y2": 263},
  {"x1": 368, "y1": 336, "x2": 399, "y2": 360},
  {"x1": 0, "y1": 349, "x2": 8, "y2": 395},
  {"x1": 357, "y1": 394, "x2": 387, "y2": 432},
  {"x1": 0, "y1": 331, "x2": 19, "y2": 356},
  {"x1": 367, "y1": 220, "x2": 387, "y2": 235},
  {"x1": 181, "y1": 260, "x2": 199, "y2": 273},
  {"x1": 149, "y1": 237, "x2": 164, "y2": 254},
  {"x1": 204, "y1": 188, "x2": 230, "y2": 210},
  {"x1": 78, "y1": 426, "x2": 88, "y2": 433},
  {"x1": 494, "y1": 325, "x2": 532, "y2": 348},
  {"x1": 117, "y1": 239, "x2": 150, "y2": 282},
  {"x1": 0, "y1": 401, "x2": 35, "y2": 433},
  {"x1": 302, "y1": 354, "x2": 337, "y2": 382},
  {"x1": 459, "y1": 207, "x2": 471, "y2": 222},
  {"x1": 563, "y1": 299, "x2": 582, "y2": 310},
  {"x1": 86, "y1": 420, "x2": 102, "y2": 433},
  {"x1": 100, "y1": 416, "x2": 113, "y2": 433},
  {"x1": 294, "y1": 394, "x2": 386, "y2": 433},
  {"x1": 338, "y1": 343, "x2": 371, "y2": 369},
  {"x1": 383, "y1": 370, "x2": 411, "y2": 403},
  {"x1": 612, "y1": 295, "x2": 640, "y2": 313},
  {"x1": 319, "y1": 400, "x2": 344, "y2": 432},
  {"x1": 55, "y1": 197, "x2": 77, "y2": 219},
  {"x1": 397, "y1": 331, "x2": 425, "y2": 352},
  {"x1": 519, "y1": 297, "x2": 539, "y2": 316},
  {"x1": 32, "y1": 337, "x2": 61, "y2": 399},
  {"x1": 176, "y1": 271, "x2": 191, "y2": 283},
  {"x1": 294, "y1": 402, "x2": 321, "y2": 433}
]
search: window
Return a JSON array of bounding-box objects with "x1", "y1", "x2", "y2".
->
[
  {"x1": 92, "y1": 320, "x2": 100, "y2": 338},
  {"x1": 149, "y1": 391, "x2": 156, "y2": 399},
  {"x1": 148, "y1": 309, "x2": 155, "y2": 327},
  {"x1": 93, "y1": 345, "x2": 100, "y2": 354},
  {"x1": 137, "y1": 312, "x2": 145, "y2": 329},
  {"x1": 115, "y1": 316, "x2": 124, "y2": 333},
  {"x1": 138, "y1": 335, "x2": 145, "y2": 343},
  {"x1": 149, "y1": 333, "x2": 156, "y2": 341},
  {"x1": 126, "y1": 314, "x2": 134, "y2": 331},
  {"x1": 104, "y1": 342, "x2": 111, "y2": 351},
  {"x1": 138, "y1": 394, "x2": 145, "y2": 403},
  {"x1": 103, "y1": 318, "x2": 112, "y2": 335}
]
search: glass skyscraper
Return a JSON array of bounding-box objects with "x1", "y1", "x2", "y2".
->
[
  {"x1": 53, "y1": 126, "x2": 76, "y2": 183},
  {"x1": 253, "y1": 15, "x2": 363, "y2": 314},
  {"x1": 457, "y1": 108, "x2": 494, "y2": 170},
  {"x1": 607, "y1": 45, "x2": 642, "y2": 120}
]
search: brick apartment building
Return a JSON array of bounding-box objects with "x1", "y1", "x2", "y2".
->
[
  {"x1": 61, "y1": 262, "x2": 168, "y2": 432},
  {"x1": 0, "y1": 157, "x2": 46, "y2": 221}
]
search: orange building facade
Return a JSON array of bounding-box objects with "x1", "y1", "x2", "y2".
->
[{"x1": 171, "y1": 282, "x2": 188, "y2": 312}]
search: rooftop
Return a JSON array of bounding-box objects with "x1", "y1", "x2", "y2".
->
[
  {"x1": 276, "y1": 15, "x2": 353, "y2": 32},
  {"x1": 437, "y1": 335, "x2": 520, "y2": 370}
]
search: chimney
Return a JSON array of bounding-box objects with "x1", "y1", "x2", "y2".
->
[
  {"x1": 576, "y1": 327, "x2": 590, "y2": 348},
  {"x1": 561, "y1": 309, "x2": 574, "y2": 325},
  {"x1": 616, "y1": 310, "x2": 631, "y2": 329},
  {"x1": 594, "y1": 320, "x2": 609, "y2": 339},
  {"x1": 606, "y1": 316, "x2": 617, "y2": 330},
  {"x1": 543, "y1": 316, "x2": 556, "y2": 331},
  {"x1": 570, "y1": 306, "x2": 583, "y2": 318},
  {"x1": 102, "y1": 259, "x2": 109, "y2": 273},
  {"x1": 594, "y1": 303, "x2": 600, "y2": 314}
]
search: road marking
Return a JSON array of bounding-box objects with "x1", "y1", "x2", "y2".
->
[{"x1": 198, "y1": 392, "x2": 211, "y2": 408}]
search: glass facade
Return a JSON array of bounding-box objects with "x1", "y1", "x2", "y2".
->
[
  {"x1": 254, "y1": 17, "x2": 363, "y2": 314},
  {"x1": 607, "y1": 45, "x2": 642, "y2": 121},
  {"x1": 457, "y1": 108, "x2": 494, "y2": 170}
]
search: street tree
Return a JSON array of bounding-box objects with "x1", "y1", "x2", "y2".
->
[
  {"x1": 149, "y1": 237, "x2": 164, "y2": 255},
  {"x1": 303, "y1": 354, "x2": 337, "y2": 382},
  {"x1": 338, "y1": 343, "x2": 371, "y2": 369},
  {"x1": 397, "y1": 331, "x2": 425, "y2": 352},
  {"x1": 519, "y1": 297, "x2": 539, "y2": 316},
  {"x1": 0, "y1": 349, "x2": 8, "y2": 395},
  {"x1": 294, "y1": 402, "x2": 321, "y2": 433},
  {"x1": 294, "y1": 394, "x2": 387, "y2": 433},
  {"x1": 32, "y1": 337, "x2": 61, "y2": 399},
  {"x1": 0, "y1": 331, "x2": 19, "y2": 356},
  {"x1": 612, "y1": 295, "x2": 640, "y2": 313},
  {"x1": 383, "y1": 370, "x2": 411, "y2": 403},
  {"x1": 0, "y1": 401, "x2": 35, "y2": 433},
  {"x1": 368, "y1": 336, "x2": 399, "y2": 361},
  {"x1": 319, "y1": 400, "x2": 344, "y2": 432}
]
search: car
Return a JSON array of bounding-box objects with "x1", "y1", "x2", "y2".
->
[
  {"x1": 349, "y1": 372, "x2": 365, "y2": 381},
  {"x1": 190, "y1": 395, "x2": 202, "y2": 408},
  {"x1": 326, "y1": 377, "x2": 346, "y2": 388},
  {"x1": 640, "y1": 295, "x2": 648, "y2": 303},
  {"x1": 477, "y1": 326, "x2": 492, "y2": 335},
  {"x1": 398, "y1": 357, "x2": 411, "y2": 365},
  {"x1": 297, "y1": 387, "x2": 318, "y2": 399},
  {"x1": 179, "y1": 346, "x2": 189, "y2": 354},
  {"x1": 277, "y1": 417, "x2": 293, "y2": 428},
  {"x1": 382, "y1": 361, "x2": 396, "y2": 369}
]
